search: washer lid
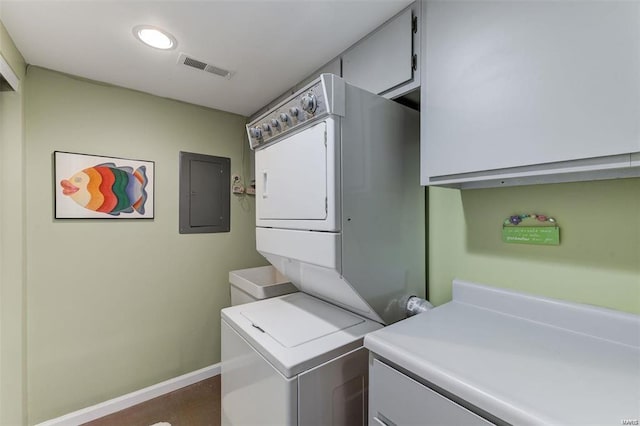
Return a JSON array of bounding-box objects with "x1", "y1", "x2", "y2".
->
[
  {"x1": 241, "y1": 293, "x2": 365, "y2": 347},
  {"x1": 221, "y1": 293, "x2": 382, "y2": 378}
]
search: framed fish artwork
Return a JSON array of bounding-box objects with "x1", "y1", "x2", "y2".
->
[{"x1": 54, "y1": 151, "x2": 155, "y2": 219}]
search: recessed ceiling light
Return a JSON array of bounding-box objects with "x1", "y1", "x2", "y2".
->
[{"x1": 133, "y1": 25, "x2": 177, "y2": 50}]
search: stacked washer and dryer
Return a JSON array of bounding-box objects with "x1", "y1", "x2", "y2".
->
[{"x1": 221, "y1": 74, "x2": 424, "y2": 425}]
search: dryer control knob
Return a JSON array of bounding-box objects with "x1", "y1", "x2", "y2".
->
[
  {"x1": 250, "y1": 127, "x2": 262, "y2": 139},
  {"x1": 261, "y1": 123, "x2": 271, "y2": 132},
  {"x1": 289, "y1": 107, "x2": 300, "y2": 118},
  {"x1": 270, "y1": 119, "x2": 280, "y2": 129},
  {"x1": 301, "y1": 94, "x2": 317, "y2": 113},
  {"x1": 279, "y1": 113, "x2": 289, "y2": 124}
]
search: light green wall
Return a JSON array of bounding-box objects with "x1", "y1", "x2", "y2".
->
[
  {"x1": 25, "y1": 67, "x2": 266, "y2": 424},
  {"x1": 428, "y1": 179, "x2": 640, "y2": 314},
  {"x1": 0, "y1": 16, "x2": 27, "y2": 426}
]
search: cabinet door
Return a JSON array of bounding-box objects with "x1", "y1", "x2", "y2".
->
[
  {"x1": 369, "y1": 359, "x2": 493, "y2": 425},
  {"x1": 422, "y1": 1, "x2": 640, "y2": 179},
  {"x1": 343, "y1": 6, "x2": 416, "y2": 96}
]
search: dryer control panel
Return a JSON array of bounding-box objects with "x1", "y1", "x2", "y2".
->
[{"x1": 247, "y1": 76, "x2": 330, "y2": 149}]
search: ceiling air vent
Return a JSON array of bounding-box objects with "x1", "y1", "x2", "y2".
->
[{"x1": 178, "y1": 53, "x2": 233, "y2": 79}]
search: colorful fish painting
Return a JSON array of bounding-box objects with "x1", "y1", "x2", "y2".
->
[{"x1": 60, "y1": 163, "x2": 149, "y2": 216}]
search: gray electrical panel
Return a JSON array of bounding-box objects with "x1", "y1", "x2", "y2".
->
[{"x1": 179, "y1": 151, "x2": 230, "y2": 234}]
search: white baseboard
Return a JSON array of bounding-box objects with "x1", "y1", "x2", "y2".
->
[{"x1": 36, "y1": 363, "x2": 221, "y2": 426}]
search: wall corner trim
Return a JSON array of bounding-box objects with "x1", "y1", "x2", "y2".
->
[
  {"x1": 0, "y1": 53, "x2": 20, "y2": 91},
  {"x1": 34, "y1": 363, "x2": 221, "y2": 426}
]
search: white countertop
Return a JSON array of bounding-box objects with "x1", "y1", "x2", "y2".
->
[{"x1": 364, "y1": 280, "x2": 640, "y2": 425}]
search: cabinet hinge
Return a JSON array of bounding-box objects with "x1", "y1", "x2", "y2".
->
[
  {"x1": 412, "y1": 15, "x2": 418, "y2": 34},
  {"x1": 412, "y1": 54, "x2": 418, "y2": 71},
  {"x1": 325, "y1": 197, "x2": 328, "y2": 213}
]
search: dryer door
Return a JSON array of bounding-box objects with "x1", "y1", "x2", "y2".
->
[{"x1": 255, "y1": 119, "x2": 338, "y2": 231}]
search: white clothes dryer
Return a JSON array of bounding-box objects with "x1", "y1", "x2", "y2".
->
[{"x1": 222, "y1": 74, "x2": 424, "y2": 425}]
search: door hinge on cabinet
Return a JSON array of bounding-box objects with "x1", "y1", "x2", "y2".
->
[
  {"x1": 325, "y1": 197, "x2": 328, "y2": 213},
  {"x1": 412, "y1": 15, "x2": 418, "y2": 34},
  {"x1": 412, "y1": 54, "x2": 418, "y2": 71}
]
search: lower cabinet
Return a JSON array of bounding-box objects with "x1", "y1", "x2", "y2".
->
[{"x1": 369, "y1": 358, "x2": 492, "y2": 426}]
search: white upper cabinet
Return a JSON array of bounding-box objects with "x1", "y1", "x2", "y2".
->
[
  {"x1": 421, "y1": 1, "x2": 640, "y2": 187},
  {"x1": 250, "y1": 2, "x2": 421, "y2": 122},
  {"x1": 343, "y1": 3, "x2": 420, "y2": 98}
]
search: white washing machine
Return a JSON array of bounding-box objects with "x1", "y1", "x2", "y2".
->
[
  {"x1": 222, "y1": 293, "x2": 381, "y2": 425},
  {"x1": 221, "y1": 74, "x2": 424, "y2": 425}
]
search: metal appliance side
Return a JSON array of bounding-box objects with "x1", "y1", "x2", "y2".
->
[{"x1": 340, "y1": 83, "x2": 425, "y2": 324}]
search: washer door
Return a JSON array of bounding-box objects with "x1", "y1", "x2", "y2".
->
[{"x1": 256, "y1": 120, "x2": 334, "y2": 227}]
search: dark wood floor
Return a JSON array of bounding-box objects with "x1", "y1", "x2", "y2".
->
[{"x1": 83, "y1": 375, "x2": 221, "y2": 426}]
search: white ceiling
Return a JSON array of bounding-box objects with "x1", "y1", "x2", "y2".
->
[{"x1": 1, "y1": 0, "x2": 412, "y2": 116}]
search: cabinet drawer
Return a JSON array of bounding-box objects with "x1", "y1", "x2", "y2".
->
[{"x1": 370, "y1": 359, "x2": 492, "y2": 426}]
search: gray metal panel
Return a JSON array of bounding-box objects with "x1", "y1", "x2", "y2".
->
[
  {"x1": 341, "y1": 83, "x2": 425, "y2": 324},
  {"x1": 189, "y1": 159, "x2": 221, "y2": 227},
  {"x1": 179, "y1": 151, "x2": 230, "y2": 234}
]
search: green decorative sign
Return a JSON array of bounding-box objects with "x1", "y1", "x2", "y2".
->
[{"x1": 502, "y1": 226, "x2": 560, "y2": 245}]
